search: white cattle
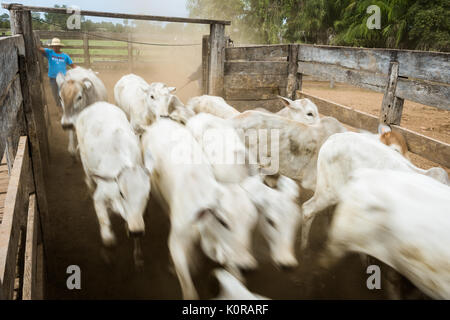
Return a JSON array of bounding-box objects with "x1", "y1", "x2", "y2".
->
[
  {"x1": 141, "y1": 119, "x2": 258, "y2": 299},
  {"x1": 56, "y1": 67, "x2": 107, "y2": 156},
  {"x1": 231, "y1": 110, "x2": 347, "y2": 189},
  {"x1": 241, "y1": 174, "x2": 301, "y2": 268},
  {"x1": 213, "y1": 269, "x2": 269, "y2": 300},
  {"x1": 322, "y1": 168, "x2": 450, "y2": 299},
  {"x1": 75, "y1": 102, "x2": 151, "y2": 266},
  {"x1": 277, "y1": 96, "x2": 320, "y2": 124},
  {"x1": 301, "y1": 131, "x2": 449, "y2": 250},
  {"x1": 186, "y1": 113, "x2": 255, "y2": 183},
  {"x1": 114, "y1": 74, "x2": 184, "y2": 133},
  {"x1": 186, "y1": 95, "x2": 240, "y2": 119}
]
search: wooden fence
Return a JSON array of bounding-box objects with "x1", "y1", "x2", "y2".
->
[
  {"x1": 0, "y1": 9, "x2": 51, "y2": 299},
  {"x1": 0, "y1": 137, "x2": 44, "y2": 299},
  {"x1": 34, "y1": 30, "x2": 202, "y2": 71},
  {"x1": 212, "y1": 43, "x2": 450, "y2": 169}
]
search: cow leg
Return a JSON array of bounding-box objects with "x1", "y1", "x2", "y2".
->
[
  {"x1": 301, "y1": 192, "x2": 333, "y2": 251},
  {"x1": 169, "y1": 228, "x2": 198, "y2": 300},
  {"x1": 93, "y1": 190, "x2": 116, "y2": 247},
  {"x1": 132, "y1": 237, "x2": 144, "y2": 271},
  {"x1": 68, "y1": 130, "x2": 77, "y2": 158}
]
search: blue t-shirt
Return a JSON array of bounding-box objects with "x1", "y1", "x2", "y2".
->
[{"x1": 44, "y1": 48, "x2": 73, "y2": 78}]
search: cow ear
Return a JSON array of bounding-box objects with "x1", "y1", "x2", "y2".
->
[
  {"x1": 168, "y1": 87, "x2": 177, "y2": 94},
  {"x1": 378, "y1": 123, "x2": 391, "y2": 134},
  {"x1": 83, "y1": 79, "x2": 93, "y2": 90},
  {"x1": 168, "y1": 95, "x2": 184, "y2": 114},
  {"x1": 278, "y1": 95, "x2": 298, "y2": 109},
  {"x1": 56, "y1": 72, "x2": 65, "y2": 88}
]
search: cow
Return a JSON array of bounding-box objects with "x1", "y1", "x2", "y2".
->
[
  {"x1": 56, "y1": 67, "x2": 107, "y2": 157},
  {"x1": 321, "y1": 168, "x2": 450, "y2": 299},
  {"x1": 186, "y1": 113, "x2": 256, "y2": 183},
  {"x1": 231, "y1": 110, "x2": 347, "y2": 190},
  {"x1": 141, "y1": 118, "x2": 258, "y2": 299},
  {"x1": 241, "y1": 174, "x2": 301, "y2": 268},
  {"x1": 301, "y1": 131, "x2": 449, "y2": 251},
  {"x1": 186, "y1": 95, "x2": 240, "y2": 119},
  {"x1": 75, "y1": 102, "x2": 151, "y2": 267},
  {"x1": 114, "y1": 74, "x2": 184, "y2": 133}
]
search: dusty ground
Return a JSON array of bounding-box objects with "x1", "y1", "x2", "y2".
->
[{"x1": 43, "y1": 66, "x2": 390, "y2": 299}]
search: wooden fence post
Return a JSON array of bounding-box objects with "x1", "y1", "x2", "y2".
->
[
  {"x1": 202, "y1": 35, "x2": 210, "y2": 95},
  {"x1": 9, "y1": 4, "x2": 51, "y2": 283},
  {"x1": 380, "y1": 61, "x2": 404, "y2": 125},
  {"x1": 286, "y1": 44, "x2": 301, "y2": 100},
  {"x1": 82, "y1": 33, "x2": 90, "y2": 68},
  {"x1": 127, "y1": 33, "x2": 133, "y2": 73},
  {"x1": 208, "y1": 23, "x2": 225, "y2": 97}
]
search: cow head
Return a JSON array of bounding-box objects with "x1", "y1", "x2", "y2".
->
[
  {"x1": 57, "y1": 73, "x2": 94, "y2": 130},
  {"x1": 243, "y1": 175, "x2": 301, "y2": 269},
  {"x1": 279, "y1": 96, "x2": 320, "y2": 124},
  {"x1": 144, "y1": 82, "x2": 183, "y2": 118},
  {"x1": 197, "y1": 185, "x2": 258, "y2": 273},
  {"x1": 110, "y1": 166, "x2": 151, "y2": 235}
]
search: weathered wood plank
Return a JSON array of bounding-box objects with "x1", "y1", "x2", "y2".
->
[
  {"x1": 225, "y1": 74, "x2": 287, "y2": 89},
  {"x1": 228, "y1": 99, "x2": 285, "y2": 113},
  {"x1": 380, "y1": 62, "x2": 404, "y2": 125},
  {"x1": 0, "y1": 77, "x2": 26, "y2": 165},
  {"x1": 225, "y1": 87, "x2": 286, "y2": 100},
  {"x1": 286, "y1": 44, "x2": 301, "y2": 99},
  {"x1": 0, "y1": 137, "x2": 30, "y2": 300},
  {"x1": 298, "y1": 60, "x2": 450, "y2": 110},
  {"x1": 296, "y1": 91, "x2": 450, "y2": 168},
  {"x1": 396, "y1": 79, "x2": 450, "y2": 111},
  {"x1": 0, "y1": 35, "x2": 23, "y2": 98},
  {"x1": 297, "y1": 61, "x2": 386, "y2": 93},
  {"x1": 224, "y1": 61, "x2": 288, "y2": 75},
  {"x1": 4, "y1": 4, "x2": 230, "y2": 25},
  {"x1": 202, "y1": 35, "x2": 210, "y2": 95},
  {"x1": 396, "y1": 51, "x2": 450, "y2": 84},
  {"x1": 297, "y1": 44, "x2": 450, "y2": 84},
  {"x1": 226, "y1": 45, "x2": 289, "y2": 61},
  {"x1": 22, "y1": 193, "x2": 37, "y2": 300},
  {"x1": 82, "y1": 33, "x2": 90, "y2": 68},
  {"x1": 208, "y1": 23, "x2": 225, "y2": 97}
]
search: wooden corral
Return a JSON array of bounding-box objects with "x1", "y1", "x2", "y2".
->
[
  {"x1": 210, "y1": 43, "x2": 450, "y2": 169},
  {"x1": 0, "y1": 3, "x2": 449, "y2": 300}
]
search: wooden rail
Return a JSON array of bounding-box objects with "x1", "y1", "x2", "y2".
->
[{"x1": 2, "y1": 3, "x2": 230, "y2": 25}]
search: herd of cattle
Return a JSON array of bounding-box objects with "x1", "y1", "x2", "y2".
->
[{"x1": 54, "y1": 66, "x2": 450, "y2": 300}]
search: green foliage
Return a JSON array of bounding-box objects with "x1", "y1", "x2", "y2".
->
[{"x1": 187, "y1": 0, "x2": 449, "y2": 51}]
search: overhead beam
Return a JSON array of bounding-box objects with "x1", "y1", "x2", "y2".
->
[{"x1": 1, "y1": 3, "x2": 231, "y2": 25}]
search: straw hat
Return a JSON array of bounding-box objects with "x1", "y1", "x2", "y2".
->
[{"x1": 50, "y1": 37, "x2": 64, "y2": 46}]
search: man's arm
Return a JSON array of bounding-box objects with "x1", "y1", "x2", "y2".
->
[
  {"x1": 37, "y1": 45, "x2": 46, "y2": 55},
  {"x1": 69, "y1": 63, "x2": 77, "y2": 69}
]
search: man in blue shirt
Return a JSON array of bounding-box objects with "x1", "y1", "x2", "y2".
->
[{"x1": 38, "y1": 37, "x2": 77, "y2": 107}]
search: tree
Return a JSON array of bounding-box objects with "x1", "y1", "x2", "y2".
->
[{"x1": 0, "y1": 13, "x2": 10, "y2": 29}]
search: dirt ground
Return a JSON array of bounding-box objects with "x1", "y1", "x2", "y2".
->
[{"x1": 43, "y1": 66, "x2": 394, "y2": 300}]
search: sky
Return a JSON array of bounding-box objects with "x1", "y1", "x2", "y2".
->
[{"x1": 1, "y1": 0, "x2": 191, "y2": 23}]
